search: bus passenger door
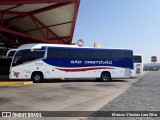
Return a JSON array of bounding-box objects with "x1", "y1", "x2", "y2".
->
[
  {"x1": 134, "y1": 63, "x2": 142, "y2": 76},
  {"x1": 10, "y1": 65, "x2": 26, "y2": 79},
  {"x1": 10, "y1": 63, "x2": 30, "y2": 79},
  {"x1": 9, "y1": 50, "x2": 26, "y2": 79}
]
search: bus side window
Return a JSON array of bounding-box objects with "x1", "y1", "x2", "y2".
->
[
  {"x1": 124, "y1": 51, "x2": 133, "y2": 59},
  {"x1": 70, "y1": 49, "x2": 91, "y2": 58},
  {"x1": 91, "y1": 50, "x2": 111, "y2": 59},
  {"x1": 47, "y1": 48, "x2": 69, "y2": 58},
  {"x1": 23, "y1": 50, "x2": 45, "y2": 63},
  {"x1": 111, "y1": 50, "x2": 124, "y2": 59}
]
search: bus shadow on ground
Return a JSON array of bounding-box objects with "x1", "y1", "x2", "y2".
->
[
  {"x1": 0, "y1": 76, "x2": 128, "y2": 83},
  {"x1": 43, "y1": 79, "x2": 128, "y2": 83}
]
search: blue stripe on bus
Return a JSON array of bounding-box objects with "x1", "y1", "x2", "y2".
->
[{"x1": 43, "y1": 58, "x2": 134, "y2": 69}]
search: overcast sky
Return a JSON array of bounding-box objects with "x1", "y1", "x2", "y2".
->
[{"x1": 73, "y1": 0, "x2": 160, "y2": 63}]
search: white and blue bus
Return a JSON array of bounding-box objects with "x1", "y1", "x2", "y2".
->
[{"x1": 7, "y1": 44, "x2": 134, "y2": 83}]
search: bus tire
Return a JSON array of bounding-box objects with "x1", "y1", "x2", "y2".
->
[
  {"x1": 31, "y1": 72, "x2": 44, "y2": 83},
  {"x1": 100, "y1": 72, "x2": 111, "y2": 82}
]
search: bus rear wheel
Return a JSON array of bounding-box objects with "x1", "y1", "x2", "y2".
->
[
  {"x1": 31, "y1": 72, "x2": 43, "y2": 83},
  {"x1": 100, "y1": 72, "x2": 111, "y2": 82}
]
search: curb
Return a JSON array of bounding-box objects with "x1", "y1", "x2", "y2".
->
[{"x1": 0, "y1": 81, "x2": 33, "y2": 86}]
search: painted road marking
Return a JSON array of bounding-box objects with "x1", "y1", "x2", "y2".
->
[{"x1": 0, "y1": 81, "x2": 33, "y2": 86}]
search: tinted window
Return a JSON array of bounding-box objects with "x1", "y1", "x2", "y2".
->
[
  {"x1": 23, "y1": 50, "x2": 45, "y2": 63},
  {"x1": 47, "y1": 48, "x2": 69, "y2": 58},
  {"x1": 12, "y1": 49, "x2": 45, "y2": 67},
  {"x1": 111, "y1": 50, "x2": 124, "y2": 59},
  {"x1": 91, "y1": 50, "x2": 111, "y2": 59},
  {"x1": 70, "y1": 49, "x2": 91, "y2": 58},
  {"x1": 124, "y1": 51, "x2": 133, "y2": 59},
  {"x1": 134, "y1": 56, "x2": 142, "y2": 63}
]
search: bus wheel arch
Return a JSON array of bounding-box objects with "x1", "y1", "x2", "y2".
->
[
  {"x1": 100, "y1": 71, "x2": 111, "y2": 82},
  {"x1": 31, "y1": 71, "x2": 44, "y2": 83}
]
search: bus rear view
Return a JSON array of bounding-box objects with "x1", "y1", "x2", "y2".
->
[{"x1": 133, "y1": 54, "x2": 143, "y2": 77}]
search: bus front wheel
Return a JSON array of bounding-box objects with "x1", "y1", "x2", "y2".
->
[
  {"x1": 31, "y1": 72, "x2": 44, "y2": 83},
  {"x1": 100, "y1": 72, "x2": 111, "y2": 82}
]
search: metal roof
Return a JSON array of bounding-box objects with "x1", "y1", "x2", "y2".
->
[{"x1": 0, "y1": 0, "x2": 80, "y2": 47}]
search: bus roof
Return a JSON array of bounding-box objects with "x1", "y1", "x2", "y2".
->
[
  {"x1": 16, "y1": 43, "x2": 133, "y2": 51},
  {"x1": 134, "y1": 54, "x2": 143, "y2": 57},
  {"x1": 16, "y1": 43, "x2": 79, "y2": 50}
]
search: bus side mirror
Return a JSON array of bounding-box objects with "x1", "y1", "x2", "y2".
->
[{"x1": 6, "y1": 49, "x2": 16, "y2": 57}]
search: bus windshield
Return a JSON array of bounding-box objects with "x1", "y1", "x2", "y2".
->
[{"x1": 12, "y1": 49, "x2": 45, "y2": 67}]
